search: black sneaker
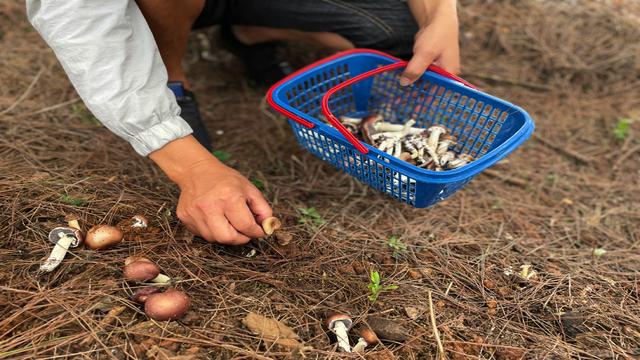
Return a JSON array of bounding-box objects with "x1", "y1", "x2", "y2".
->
[
  {"x1": 168, "y1": 81, "x2": 212, "y2": 151},
  {"x1": 218, "y1": 24, "x2": 294, "y2": 87}
]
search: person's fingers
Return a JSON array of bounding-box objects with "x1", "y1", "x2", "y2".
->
[
  {"x1": 437, "y1": 47, "x2": 461, "y2": 75},
  {"x1": 202, "y1": 210, "x2": 251, "y2": 245},
  {"x1": 245, "y1": 187, "x2": 273, "y2": 223},
  {"x1": 401, "y1": 50, "x2": 437, "y2": 86},
  {"x1": 226, "y1": 201, "x2": 266, "y2": 239}
]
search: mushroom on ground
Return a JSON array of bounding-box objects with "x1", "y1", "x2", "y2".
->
[
  {"x1": 39, "y1": 226, "x2": 84, "y2": 273},
  {"x1": 261, "y1": 217, "x2": 282, "y2": 235},
  {"x1": 326, "y1": 314, "x2": 353, "y2": 352},
  {"x1": 132, "y1": 286, "x2": 162, "y2": 304},
  {"x1": 144, "y1": 289, "x2": 190, "y2": 321},
  {"x1": 353, "y1": 328, "x2": 380, "y2": 353},
  {"x1": 123, "y1": 257, "x2": 170, "y2": 283},
  {"x1": 85, "y1": 225, "x2": 123, "y2": 250},
  {"x1": 130, "y1": 214, "x2": 149, "y2": 229}
]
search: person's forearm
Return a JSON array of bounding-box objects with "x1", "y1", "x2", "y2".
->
[
  {"x1": 26, "y1": 0, "x2": 192, "y2": 156},
  {"x1": 407, "y1": 0, "x2": 457, "y2": 28},
  {"x1": 148, "y1": 136, "x2": 222, "y2": 187}
]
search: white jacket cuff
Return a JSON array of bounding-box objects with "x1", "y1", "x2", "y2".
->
[{"x1": 129, "y1": 114, "x2": 193, "y2": 156}]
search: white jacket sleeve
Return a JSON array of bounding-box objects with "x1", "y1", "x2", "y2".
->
[{"x1": 26, "y1": 0, "x2": 193, "y2": 156}]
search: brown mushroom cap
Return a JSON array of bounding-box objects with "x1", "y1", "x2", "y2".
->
[
  {"x1": 124, "y1": 260, "x2": 160, "y2": 282},
  {"x1": 261, "y1": 217, "x2": 282, "y2": 235},
  {"x1": 360, "y1": 328, "x2": 379, "y2": 344},
  {"x1": 85, "y1": 225, "x2": 123, "y2": 250},
  {"x1": 132, "y1": 286, "x2": 161, "y2": 304},
  {"x1": 144, "y1": 289, "x2": 190, "y2": 321},
  {"x1": 359, "y1": 114, "x2": 381, "y2": 145},
  {"x1": 326, "y1": 313, "x2": 353, "y2": 330},
  {"x1": 124, "y1": 256, "x2": 152, "y2": 266}
]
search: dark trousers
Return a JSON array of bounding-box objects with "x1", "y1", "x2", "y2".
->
[{"x1": 194, "y1": 0, "x2": 418, "y2": 58}]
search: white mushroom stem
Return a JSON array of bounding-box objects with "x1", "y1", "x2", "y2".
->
[
  {"x1": 427, "y1": 127, "x2": 446, "y2": 151},
  {"x1": 150, "y1": 273, "x2": 171, "y2": 284},
  {"x1": 399, "y1": 119, "x2": 416, "y2": 137},
  {"x1": 425, "y1": 146, "x2": 440, "y2": 166},
  {"x1": 377, "y1": 138, "x2": 396, "y2": 152},
  {"x1": 339, "y1": 116, "x2": 362, "y2": 125},
  {"x1": 332, "y1": 321, "x2": 351, "y2": 352},
  {"x1": 448, "y1": 157, "x2": 469, "y2": 168},
  {"x1": 352, "y1": 338, "x2": 368, "y2": 353},
  {"x1": 439, "y1": 151, "x2": 456, "y2": 166},
  {"x1": 39, "y1": 234, "x2": 74, "y2": 273},
  {"x1": 375, "y1": 122, "x2": 424, "y2": 134}
]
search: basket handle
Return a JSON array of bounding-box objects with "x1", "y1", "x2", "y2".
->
[{"x1": 321, "y1": 61, "x2": 477, "y2": 154}]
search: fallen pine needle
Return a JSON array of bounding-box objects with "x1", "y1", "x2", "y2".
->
[{"x1": 429, "y1": 290, "x2": 445, "y2": 359}]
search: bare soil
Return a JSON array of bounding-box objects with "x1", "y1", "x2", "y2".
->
[{"x1": 1, "y1": 0, "x2": 639, "y2": 359}]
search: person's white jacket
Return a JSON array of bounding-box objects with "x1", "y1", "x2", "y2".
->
[{"x1": 26, "y1": 0, "x2": 193, "y2": 156}]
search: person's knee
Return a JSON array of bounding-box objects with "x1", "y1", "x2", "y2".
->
[{"x1": 349, "y1": 19, "x2": 416, "y2": 59}]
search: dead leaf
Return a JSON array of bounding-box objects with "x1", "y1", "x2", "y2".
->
[{"x1": 242, "y1": 312, "x2": 311, "y2": 351}]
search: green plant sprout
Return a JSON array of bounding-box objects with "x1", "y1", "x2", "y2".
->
[
  {"x1": 58, "y1": 194, "x2": 87, "y2": 206},
  {"x1": 367, "y1": 270, "x2": 398, "y2": 302},
  {"x1": 251, "y1": 178, "x2": 265, "y2": 191},
  {"x1": 613, "y1": 118, "x2": 631, "y2": 140},
  {"x1": 297, "y1": 207, "x2": 325, "y2": 225},
  {"x1": 72, "y1": 103, "x2": 100, "y2": 125},
  {"x1": 387, "y1": 236, "x2": 407, "y2": 259}
]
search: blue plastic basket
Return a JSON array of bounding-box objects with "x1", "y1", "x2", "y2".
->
[{"x1": 267, "y1": 49, "x2": 534, "y2": 208}]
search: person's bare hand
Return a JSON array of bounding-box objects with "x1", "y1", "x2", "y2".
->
[
  {"x1": 174, "y1": 160, "x2": 271, "y2": 245},
  {"x1": 401, "y1": 1, "x2": 460, "y2": 85}
]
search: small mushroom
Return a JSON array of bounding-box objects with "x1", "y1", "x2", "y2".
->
[
  {"x1": 326, "y1": 314, "x2": 353, "y2": 352},
  {"x1": 436, "y1": 134, "x2": 456, "y2": 155},
  {"x1": 375, "y1": 122, "x2": 424, "y2": 135},
  {"x1": 447, "y1": 153, "x2": 474, "y2": 169},
  {"x1": 353, "y1": 328, "x2": 380, "y2": 353},
  {"x1": 132, "y1": 286, "x2": 162, "y2": 304},
  {"x1": 275, "y1": 231, "x2": 293, "y2": 246},
  {"x1": 426, "y1": 125, "x2": 447, "y2": 152},
  {"x1": 439, "y1": 151, "x2": 456, "y2": 167},
  {"x1": 130, "y1": 215, "x2": 149, "y2": 229},
  {"x1": 144, "y1": 289, "x2": 190, "y2": 321},
  {"x1": 261, "y1": 217, "x2": 282, "y2": 236},
  {"x1": 359, "y1": 114, "x2": 382, "y2": 145},
  {"x1": 85, "y1": 225, "x2": 123, "y2": 250},
  {"x1": 123, "y1": 258, "x2": 171, "y2": 283},
  {"x1": 339, "y1": 116, "x2": 363, "y2": 125},
  {"x1": 39, "y1": 227, "x2": 84, "y2": 273}
]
